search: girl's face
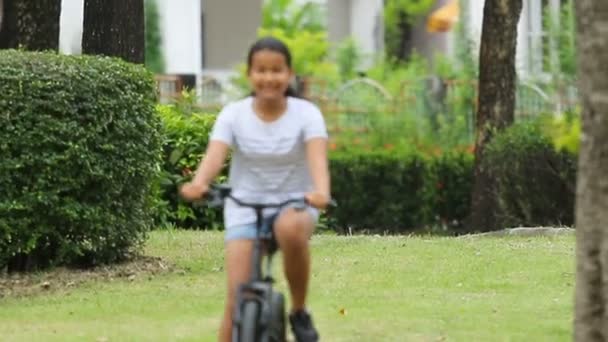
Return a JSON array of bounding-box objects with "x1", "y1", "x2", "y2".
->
[{"x1": 248, "y1": 49, "x2": 293, "y2": 101}]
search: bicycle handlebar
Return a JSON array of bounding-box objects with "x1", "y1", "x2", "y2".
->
[{"x1": 204, "y1": 184, "x2": 336, "y2": 210}]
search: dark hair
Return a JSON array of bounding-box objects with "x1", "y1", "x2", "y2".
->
[{"x1": 247, "y1": 36, "x2": 299, "y2": 98}]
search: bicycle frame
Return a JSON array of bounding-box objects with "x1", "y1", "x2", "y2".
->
[
  {"x1": 207, "y1": 185, "x2": 308, "y2": 328},
  {"x1": 203, "y1": 184, "x2": 335, "y2": 341}
]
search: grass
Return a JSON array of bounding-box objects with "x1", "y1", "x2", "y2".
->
[{"x1": 0, "y1": 230, "x2": 575, "y2": 341}]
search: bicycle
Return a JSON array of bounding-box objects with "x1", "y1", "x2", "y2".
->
[{"x1": 205, "y1": 184, "x2": 333, "y2": 342}]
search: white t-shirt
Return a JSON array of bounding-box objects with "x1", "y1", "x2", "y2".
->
[{"x1": 210, "y1": 96, "x2": 328, "y2": 228}]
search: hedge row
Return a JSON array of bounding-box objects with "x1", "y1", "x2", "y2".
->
[
  {"x1": 153, "y1": 106, "x2": 475, "y2": 233},
  {"x1": 156, "y1": 110, "x2": 577, "y2": 234},
  {"x1": 327, "y1": 150, "x2": 473, "y2": 233}
]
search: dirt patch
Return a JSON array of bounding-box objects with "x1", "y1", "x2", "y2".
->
[{"x1": 0, "y1": 255, "x2": 174, "y2": 299}]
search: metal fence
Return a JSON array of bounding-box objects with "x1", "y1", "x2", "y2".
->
[{"x1": 154, "y1": 74, "x2": 579, "y2": 138}]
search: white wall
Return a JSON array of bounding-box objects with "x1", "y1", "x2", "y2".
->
[
  {"x1": 327, "y1": 0, "x2": 350, "y2": 45},
  {"x1": 326, "y1": 0, "x2": 383, "y2": 70},
  {"x1": 202, "y1": 0, "x2": 262, "y2": 70}
]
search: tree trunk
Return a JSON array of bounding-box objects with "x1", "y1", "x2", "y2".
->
[
  {"x1": 573, "y1": 1, "x2": 608, "y2": 340},
  {"x1": 0, "y1": 0, "x2": 61, "y2": 51},
  {"x1": 395, "y1": 10, "x2": 413, "y2": 61},
  {"x1": 82, "y1": 0, "x2": 145, "y2": 64},
  {"x1": 469, "y1": 0, "x2": 522, "y2": 231},
  {"x1": 0, "y1": 0, "x2": 4, "y2": 32},
  {"x1": 385, "y1": 9, "x2": 413, "y2": 62}
]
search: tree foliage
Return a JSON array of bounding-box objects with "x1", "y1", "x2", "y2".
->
[
  {"x1": 144, "y1": 0, "x2": 164, "y2": 73},
  {"x1": 384, "y1": 0, "x2": 435, "y2": 61},
  {"x1": 261, "y1": 0, "x2": 325, "y2": 35}
]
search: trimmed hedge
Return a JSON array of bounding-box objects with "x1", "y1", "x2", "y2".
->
[
  {"x1": 154, "y1": 103, "x2": 577, "y2": 234},
  {"x1": 483, "y1": 121, "x2": 577, "y2": 228},
  {"x1": 329, "y1": 150, "x2": 430, "y2": 232},
  {"x1": 0, "y1": 50, "x2": 162, "y2": 271},
  {"x1": 427, "y1": 152, "x2": 474, "y2": 232},
  {"x1": 327, "y1": 150, "x2": 473, "y2": 233}
]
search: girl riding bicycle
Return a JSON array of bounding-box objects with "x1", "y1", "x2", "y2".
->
[{"x1": 180, "y1": 36, "x2": 330, "y2": 342}]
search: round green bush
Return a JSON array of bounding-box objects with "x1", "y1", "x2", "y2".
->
[
  {"x1": 0, "y1": 50, "x2": 162, "y2": 271},
  {"x1": 483, "y1": 121, "x2": 577, "y2": 229}
]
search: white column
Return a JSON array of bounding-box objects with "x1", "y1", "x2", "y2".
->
[
  {"x1": 528, "y1": 0, "x2": 543, "y2": 77},
  {"x1": 59, "y1": 0, "x2": 84, "y2": 55},
  {"x1": 193, "y1": 0, "x2": 203, "y2": 99},
  {"x1": 349, "y1": 0, "x2": 383, "y2": 69},
  {"x1": 516, "y1": 0, "x2": 530, "y2": 79},
  {"x1": 157, "y1": 0, "x2": 202, "y2": 76},
  {"x1": 467, "y1": 0, "x2": 484, "y2": 62}
]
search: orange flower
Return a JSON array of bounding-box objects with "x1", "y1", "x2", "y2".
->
[
  {"x1": 329, "y1": 142, "x2": 338, "y2": 150},
  {"x1": 383, "y1": 143, "x2": 394, "y2": 150}
]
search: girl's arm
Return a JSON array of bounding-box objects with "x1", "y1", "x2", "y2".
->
[
  {"x1": 180, "y1": 141, "x2": 229, "y2": 201},
  {"x1": 305, "y1": 137, "x2": 331, "y2": 209},
  {"x1": 191, "y1": 141, "x2": 230, "y2": 187}
]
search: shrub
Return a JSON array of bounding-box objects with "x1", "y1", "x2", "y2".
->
[
  {"x1": 151, "y1": 105, "x2": 577, "y2": 234},
  {"x1": 155, "y1": 104, "x2": 223, "y2": 229},
  {"x1": 537, "y1": 111, "x2": 581, "y2": 154},
  {"x1": 327, "y1": 148, "x2": 474, "y2": 234},
  {"x1": 0, "y1": 50, "x2": 162, "y2": 271},
  {"x1": 427, "y1": 151, "x2": 474, "y2": 233},
  {"x1": 328, "y1": 150, "x2": 431, "y2": 233},
  {"x1": 483, "y1": 121, "x2": 577, "y2": 228}
]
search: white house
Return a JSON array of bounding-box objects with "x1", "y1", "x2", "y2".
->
[{"x1": 59, "y1": 0, "x2": 568, "y2": 103}]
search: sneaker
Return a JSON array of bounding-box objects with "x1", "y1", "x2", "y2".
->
[{"x1": 289, "y1": 309, "x2": 319, "y2": 342}]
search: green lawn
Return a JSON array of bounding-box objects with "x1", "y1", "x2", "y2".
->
[{"x1": 0, "y1": 230, "x2": 575, "y2": 341}]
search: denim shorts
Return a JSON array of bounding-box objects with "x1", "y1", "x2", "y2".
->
[{"x1": 224, "y1": 207, "x2": 318, "y2": 242}]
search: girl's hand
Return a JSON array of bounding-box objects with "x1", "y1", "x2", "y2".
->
[
  {"x1": 305, "y1": 192, "x2": 331, "y2": 210},
  {"x1": 179, "y1": 182, "x2": 209, "y2": 202}
]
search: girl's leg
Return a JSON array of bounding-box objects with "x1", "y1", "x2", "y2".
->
[
  {"x1": 273, "y1": 208, "x2": 315, "y2": 311},
  {"x1": 274, "y1": 208, "x2": 319, "y2": 340},
  {"x1": 219, "y1": 239, "x2": 254, "y2": 342}
]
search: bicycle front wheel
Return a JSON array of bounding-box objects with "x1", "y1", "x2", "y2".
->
[
  {"x1": 239, "y1": 301, "x2": 260, "y2": 342},
  {"x1": 269, "y1": 291, "x2": 286, "y2": 342}
]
